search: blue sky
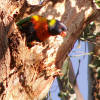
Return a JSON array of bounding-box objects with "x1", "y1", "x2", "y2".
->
[
  {"x1": 69, "y1": 40, "x2": 89, "y2": 100},
  {"x1": 49, "y1": 40, "x2": 94, "y2": 100}
]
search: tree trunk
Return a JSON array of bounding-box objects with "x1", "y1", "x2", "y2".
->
[{"x1": 0, "y1": 0, "x2": 98, "y2": 100}]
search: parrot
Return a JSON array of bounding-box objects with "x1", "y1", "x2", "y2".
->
[{"x1": 16, "y1": 15, "x2": 67, "y2": 47}]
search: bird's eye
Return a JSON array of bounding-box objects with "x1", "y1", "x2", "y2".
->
[
  {"x1": 60, "y1": 27, "x2": 65, "y2": 32},
  {"x1": 58, "y1": 25, "x2": 65, "y2": 32},
  {"x1": 61, "y1": 27, "x2": 65, "y2": 31}
]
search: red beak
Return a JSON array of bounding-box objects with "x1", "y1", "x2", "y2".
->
[{"x1": 60, "y1": 31, "x2": 67, "y2": 37}]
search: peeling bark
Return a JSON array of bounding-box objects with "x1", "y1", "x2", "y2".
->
[{"x1": 0, "y1": 0, "x2": 98, "y2": 100}]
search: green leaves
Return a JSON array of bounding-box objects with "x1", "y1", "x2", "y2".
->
[{"x1": 95, "y1": 0, "x2": 100, "y2": 7}]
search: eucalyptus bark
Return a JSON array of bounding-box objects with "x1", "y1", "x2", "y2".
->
[{"x1": 0, "y1": 0, "x2": 98, "y2": 100}]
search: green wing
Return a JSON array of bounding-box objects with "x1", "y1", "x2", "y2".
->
[{"x1": 16, "y1": 16, "x2": 32, "y2": 30}]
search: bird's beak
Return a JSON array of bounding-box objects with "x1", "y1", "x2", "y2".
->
[{"x1": 60, "y1": 31, "x2": 67, "y2": 37}]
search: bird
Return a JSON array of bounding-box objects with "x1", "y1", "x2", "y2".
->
[{"x1": 16, "y1": 15, "x2": 67, "y2": 47}]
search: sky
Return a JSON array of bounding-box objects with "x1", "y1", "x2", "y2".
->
[
  {"x1": 69, "y1": 40, "x2": 89, "y2": 100},
  {"x1": 49, "y1": 40, "x2": 94, "y2": 100}
]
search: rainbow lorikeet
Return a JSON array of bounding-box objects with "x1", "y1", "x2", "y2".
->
[{"x1": 16, "y1": 15, "x2": 67, "y2": 47}]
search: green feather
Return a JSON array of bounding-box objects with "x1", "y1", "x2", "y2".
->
[{"x1": 16, "y1": 16, "x2": 32, "y2": 29}]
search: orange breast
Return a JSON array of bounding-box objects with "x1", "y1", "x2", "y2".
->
[{"x1": 31, "y1": 16, "x2": 50, "y2": 41}]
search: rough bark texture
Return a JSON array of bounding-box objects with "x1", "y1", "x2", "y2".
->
[{"x1": 0, "y1": 0, "x2": 98, "y2": 100}]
